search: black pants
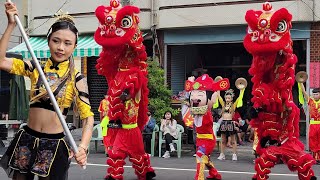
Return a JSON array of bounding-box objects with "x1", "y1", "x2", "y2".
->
[
  {"x1": 1, "y1": 126, "x2": 70, "y2": 180},
  {"x1": 164, "y1": 133, "x2": 176, "y2": 151},
  {"x1": 143, "y1": 134, "x2": 152, "y2": 154}
]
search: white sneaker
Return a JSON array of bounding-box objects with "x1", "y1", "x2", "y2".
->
[
  {"x1": 169, "y1": 143, "x2": 176, "y2": 152},
  {"x1": 217, "y1": 153, "x2": 225, "y2": 160},
  {"x1": 162, "y1": 151, "x2": 170, "y2": 158},
  {"x1": 193, "y1": 153, "x2": 196, "y2": 157},
  {"x1": 232, "y1": 154, "x2": 237, "y2": 161}
]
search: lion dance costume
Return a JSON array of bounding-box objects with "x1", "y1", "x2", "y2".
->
[
  {"x1": 185, "y1": 74, "x2": 230, "y2": 180},
  {"x1": 94, "y1": 1, "x2": 155, "y2": 179},
  {"x1": 243, "y1": 2, "x2": 317, "y2": 180}
]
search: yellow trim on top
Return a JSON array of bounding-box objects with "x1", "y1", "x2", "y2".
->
[
  {"x1": 310, "y1": 120, "x2": 320, "y2": 125},
  {"x1": 196, "y1": 133, "x2": 214, "y2": 140},
  {"x1": 122, "y1": 123, "x2": 138, "y2": 129}
]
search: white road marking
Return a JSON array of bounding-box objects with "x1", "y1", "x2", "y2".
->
[{"x1": 71, "y1": 162, "x2": 297, "y2": 177}]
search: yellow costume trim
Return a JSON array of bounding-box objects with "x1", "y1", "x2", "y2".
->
[
  {"x1": 236, "y1": 89, "x2": 245, "y2": 108},
  {"x1": 197, "y1": 133, "x2": 214, "y2": 140},
  {"x1": 298, "y1": 83, "x2": 305, "y2": 105},
  {"x1": 311, "y1": 98, "x2": 320, "y2": 109},
  {"x1": 122, "y1": 123, "x2": 138, "y2": 129},
  {"x1": 101, "y1": 115, "x2": 110, "y2": 136},
  {"x1": 310, "y1": 120, "x2": 320, "y2": 125},
  {"x1": 213, "y1": 98, "x2": 219, "y2": 109},
  {"x1": 10, "y1": 58, "x2": 94, "y2": 120}
]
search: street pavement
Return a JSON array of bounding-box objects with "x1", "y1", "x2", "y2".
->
[{"x1": 0, "y1": 129, "x2": 319, "y2": 179}]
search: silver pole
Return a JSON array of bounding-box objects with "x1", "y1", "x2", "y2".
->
[
  {"x1": 7, "y1": 0, "x2": 85, "y2": 169},
  {"x1": 306, "y1": 38, "x2": 310, "y2": 151}
]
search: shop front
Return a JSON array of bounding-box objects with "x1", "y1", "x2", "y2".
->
[{"x1": 163, "y1": 23, "x2": 311, "y2": 135}]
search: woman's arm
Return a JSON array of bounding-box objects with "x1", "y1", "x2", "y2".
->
[
  {"x1": 79, "y1": 116, "x2": 94, "y2": 149},
  {"x1": 218, "y1": 95, "x2": 225, "y2": 107},
  {"x1": 168, "y1": 119, "x2": 177, "y2": 130},
  {"x1": 0, "y1": 2, "x2": 16, "y2": 72},
  {"x1": 234, "y1": 89, "x2": 245, "y2": 109}
]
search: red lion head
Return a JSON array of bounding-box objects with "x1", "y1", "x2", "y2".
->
[
  {"x1": 94, "y1": 0, "x2": 143, "y2": 48},
  {"x1": 243, "y1": 2, "x2": 293, "y2": 55}
]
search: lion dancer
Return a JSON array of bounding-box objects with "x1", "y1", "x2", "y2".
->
[
  {"x1": 243, "y1": 2, "x2": 317, "y2": 180},
  {"x1": 94, "y1": 1, "x2": 155, "y2": 179},
  {"x1": 185, "y1": 74, "x2": 230, "y2": 180},
  {"x1": 298, "y1": 82, "x2": 320, "y2": 164}
]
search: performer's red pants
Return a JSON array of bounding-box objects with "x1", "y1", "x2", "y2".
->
[
  {"x1": 309, "y1": 124, "x2": 320, "y2": 161},
  {"x1": 253, "y1": 139, "x2": 316, "y2": 180},
  {"x1": 106, "y1": 127, "x2": 154, "y2": 180}
]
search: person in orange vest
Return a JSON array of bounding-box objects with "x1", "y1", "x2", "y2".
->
[
  {"x1": 98, "y1": 94, "x2": 109, "y2": 121},
  {"x1": 299, "y1": 83, "x2": 320, "y2": 164}
]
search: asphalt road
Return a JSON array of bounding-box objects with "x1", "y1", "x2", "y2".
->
[
  {"x1": 0, "y1": 132, "x2": 319, "y2": 180},
  {"x1": 1, "y1": 151, "x2": 318, "y2": 180}
]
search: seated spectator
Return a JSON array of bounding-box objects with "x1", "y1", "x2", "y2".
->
[
  {"x1": 143, "y1": 111, "x2": 156, "y2": 154},
  {"x1": 160, "y1": 111, "x2": 178, "y2": 158}
]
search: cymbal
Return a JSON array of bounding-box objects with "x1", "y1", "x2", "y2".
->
[
  {"x1": 235, "y1": 77, "x2": 247, "y2": 90},
  {"x1": 214, "y1": 76, "x2": 223, "y2": 82},
  {"x1": 295, "y1": 71, "x2": 308, "y2": 83}
]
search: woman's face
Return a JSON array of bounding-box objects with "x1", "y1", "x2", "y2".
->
[
  {"x1": 48, "y1": 29, "x2": 76, "y2": 62},
  {"x1": 225, "y1": 95, "x2": 233, "y2": 102},
  {"x1": 165, "y1": 112, "x2": 171, "y2": 119}
]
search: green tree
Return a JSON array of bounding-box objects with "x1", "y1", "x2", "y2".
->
[{"x1": 147, "y1": 58, "x2": 179, "y2": 122}]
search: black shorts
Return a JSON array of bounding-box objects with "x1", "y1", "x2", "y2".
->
[
  {"x1": 0, "y1": 126, "x2": 70, "y2": 180},
  {"x1": 219, "y1": 120, "x2": 237, "y2": 136},
  {"x1": 239, "y1": 124, "x2": 249, "y2": 132}
]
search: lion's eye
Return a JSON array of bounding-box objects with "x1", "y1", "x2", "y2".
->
[
  {"x1": 275, "y1": 20, "x2": 287, "y2": 33},
  {"x1": 121, "y1": 15, "x2": 133, "y2": 28},
  {"x1": 106, "y1": 16, "x2": 113, "y2": 23}
]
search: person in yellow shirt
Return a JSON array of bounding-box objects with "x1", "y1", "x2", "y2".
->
[{"x1": 0, "y1": 3, "x2": 94, "y2": 179}]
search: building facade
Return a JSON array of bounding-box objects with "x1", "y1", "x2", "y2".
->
[{"x1": 9, "y1": 0, "x2": 320, "y2": 127}]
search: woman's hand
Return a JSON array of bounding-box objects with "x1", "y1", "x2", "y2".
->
[
  {"x1": 70, "y1": 145, "x2": 87, "y2": 167},
  {"x1": 5, "y1": 2, "x2": 18, "y2": 25}
]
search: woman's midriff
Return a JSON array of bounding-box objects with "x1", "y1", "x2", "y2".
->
[
  {"x1": 28, "y1": 108, "x2": 65, "y2": 134},
  {"x1": 222, "y1": 112, "x2": 233, "y2": 120}
]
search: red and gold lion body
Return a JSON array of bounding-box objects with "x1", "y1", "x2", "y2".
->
[
  {"x1": 244, "y1": 2, "x2": 316, "y2": 180},
  {"x1": 94, "y1": 1, "x2": 155, "y2": 180}
]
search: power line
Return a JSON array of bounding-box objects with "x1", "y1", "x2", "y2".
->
[
  {"x1": 29, "y1": 0, "x2": 70, "y2": 33},
  {"x1": 300, "y1": 0, "x2": 320, "y2": 20}
]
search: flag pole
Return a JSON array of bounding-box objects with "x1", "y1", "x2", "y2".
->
[{"x1": 6, "y1": 0, "x2": 85, "y2": 169}]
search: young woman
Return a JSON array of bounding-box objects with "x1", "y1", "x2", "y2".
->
[
  {"x1": 0, "y1": 2, "x2": 94, "y2": 180},
  {"x1": 217, "y1": 88, "x2": 244, "y2": 161},
  {"x1": 160, "y1": 111, "x2": 178, "y2": 158}
]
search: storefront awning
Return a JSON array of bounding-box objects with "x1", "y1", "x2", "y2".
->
[{"x1": 8, "y1": 36, "x2": 102, "y2": 59}]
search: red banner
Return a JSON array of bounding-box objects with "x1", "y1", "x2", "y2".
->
[{"x1": 310, "y1": 62, "x2": 320, "y2": 88}]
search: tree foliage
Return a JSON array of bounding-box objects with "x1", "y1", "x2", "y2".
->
[{"x1": 147, "y1": 58, "x2": 180, "y2": 122}]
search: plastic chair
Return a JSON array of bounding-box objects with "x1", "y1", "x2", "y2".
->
[
  {"x1": 213, "y1": 122, "x2": 221, "y2": 150},
  {"x1": 150, "y1": 124, "x2": 159, "y2": 157},
  {"x1": 158, "y1": 124, "x2": 184, "y2": 158},
  {"x1": 89, "y1": 124, "x2": 103, "y2": 153}
]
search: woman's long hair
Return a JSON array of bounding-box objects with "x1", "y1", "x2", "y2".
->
[{"x1": 163, "y1": 111, "x2": 173, "y2": 122}]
